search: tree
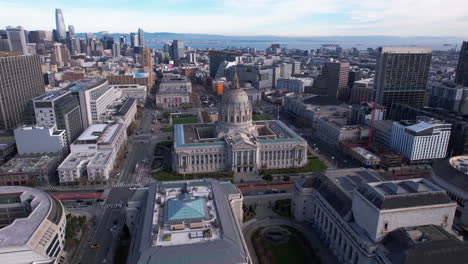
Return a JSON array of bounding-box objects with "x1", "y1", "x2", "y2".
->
[
  {"x1": 163, "y1": 112, "x2": 171, "y2": 119},
  {"x1": 262, "y1": 174, "x2": 273, "y2": 182},
  {"x1": 282, "y1": 175, "x2": 290, "y2": 181}
]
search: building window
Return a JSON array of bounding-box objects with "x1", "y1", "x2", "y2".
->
[
  {"x1": 443, "y1": 215, "x2": 449, "y2": 226},
  {"x1": 384, "y1": 222, "x2": 389, "y2": 232}
]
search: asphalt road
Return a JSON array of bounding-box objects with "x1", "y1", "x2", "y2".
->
[{"x1": 79, "y1": 187, "x2": 135, "y2": 264}]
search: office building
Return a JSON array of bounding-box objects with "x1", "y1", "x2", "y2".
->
[
  {"x1": 138, "y1": 28, "x2": 144, "y2": 47},
  {"x1": 0, "y1": 38, "x2": 11, "y2": 52},
  {"x1": 428, "y1": 82, "x2": 468, "y2": 115},
  {"x1": 284, "y1": 95, "x2": 351, "y2": 127},
  {"x1": 141, "y1": 47, "x2": 155, "y2": 89},
  {"x1": 113, "y1": 84, "x2": 147, "y2": 105},
  {"x1": 455, "y1": 41, "x2": 468, "y2": 87},
  {"x1": 6, "y1": 26, "x2": 28, "y2": 54},
  {"x1": 292, "y1": 169, "x2": 460, "y2": 264},
  {"x1": 316, "y1": 118, "x2": 368, "y2": 147},
  {"x1": 58, "y1": 122, "x2": 127, "y2": 185},
  {"x1": 390, "y1": 104, "x2": 468, "y2": 157},
  {"x1": 173, "y1": 77, "x2": 308, "y2": 175},
  {"x1": 55, "y1": 8, "x2": 66, "y2": 40},
  {"x1": 130, "y1": 32, "x2": 138, "y2": 48},
  {"x1": 313, "y1": 61, "x2": 350, "y2": 100},
  {"x1": 33, "y1": 90, "x2": 83, "y2": 144},
  {"x1": 225, "y1": 65, "x2": 274, "y2": 90},
  {"x1": 127, "y1": 179, "x2": 250, "y2": 264},
  {"x1": 0, "y1": 155, "x2": 61, "y2": 186},
  {"x1": 14, "y1": 125, "x2": 68, "y2": 155},
  {"x1": 172, "y1": 40, "x2": 184, "y2": 65},
  {"x1": 0, "y1": 54, "x2": 45, "y2": 129},
  {"x1": 112, "y1": 42, "x2": 120, "y2": 57},
  {"x1": 119, "y1": 35, "x2": 126, "y2": 47},
  {"x1": 0, "y1": 186, "x2": 66, "y2": 263},
  {"x1": 67, "y1": 78, "x2": 119, "y2": 128},
  {"x1": 374, "y1": 47, "x2": 432, "y2": 108},
  {"x1": 209, "y1": 50, "x2": 241, "y2": 78},
  {"x1": 348, "y1": 78, "x2": 374, "y2": 104},
  {"x1": 276, "y1": 77, "x2": 313, "y2": 93},
  {"x1": 391, "y1": 120, "x2": 451, "y2": 161},
  {"x1": 350, "y1": 102, "x2": 385, "y2": 126},
  {"x1": 28, "y1": 30, "x2": 48, "y2": 44}
]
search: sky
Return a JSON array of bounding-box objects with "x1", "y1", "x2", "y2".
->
[{"x1": 1, "y1": 0, "x2": 468, "y2": 37}]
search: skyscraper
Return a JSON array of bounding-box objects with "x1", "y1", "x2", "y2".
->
[
  {"x1": 130, "y1": 32, "x2": 138, "y2": 48},
  {"x1": 55, "y1": 8, "x2": 66, "y2": 40},
  {"x1": 172, "y1": 40, "x2": 184, "y2": 65},
  {"x1": 6, "y1": 26, "x2": 28, "y2": 55},
  {"x1": 208, "y1": 50, "x2": 240, "y2": 78},
  {"x1": 313, "y1": 61, "x2": 350, "y2": 100},
  {"x1": 375, "y1": 47, "x2": 432, "y2": 108},
  {"x1": 455, "y1": 41, "x2": 468, "y2": 87},
  {"x1": 119, "y1": 35, "x2": 126, "y2": 47},
  {"x1": 112, "y1": 43, "x2": 120, "y2": 57},
  {"x1": 138, "y1": 28, "x2": 144, "y2": 47},
  {"x1": 0, "y1": 54, "x2": 45, "y2": 129},
  {"x1": 68, "y1": 25, "x2": 75, "y2": 36}
]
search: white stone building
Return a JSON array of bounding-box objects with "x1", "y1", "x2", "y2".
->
[
  {"x1": 276, "y1": 77, "x2": 313, "y2": 93},
  {"x1": 292, "y1": 168, "x2": 458, "y2": 264},
  {"x1": 173, "y1": 75, "x2": 308, "y2": 176},
  {"x1": 156, "y1": 74, "x2": 191, "y2": 109},
  {"x1": 58, "y1": 122, "x2": 127, "y2": 185},
  {"x1": 390, "y1": 120, "x2": 451, "y2": 161},
  {"x1": 112, "y1": 84, "x2": 147, "y2": 106},
  {"x1": 316, "y1": 118, "x2": 368, "y2": 147}
]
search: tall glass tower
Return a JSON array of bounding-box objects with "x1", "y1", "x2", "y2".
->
[
  {"x1": 55, "y1": 8, "x2": 66, "y2": 40},
  {"x1": 138, "y1": 28, "x2": 144, "y2": 47}
]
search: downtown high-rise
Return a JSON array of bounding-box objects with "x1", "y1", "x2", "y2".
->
[
  {"x1": 374, "y1": 47, "x2": 432, "y2": 108},
  {"x1": 313, "y1": 61, "x2": 350, "y2": 100},
  {"x1": 455, "y1": 41, "x2": 468, "y2": 87},
  {"x1": 0, "y1": 54, "x2": 45, "y2": 129},
  {"x1": 55, "y1": 8, "x2": 66, "y2": 40},
  {"x1": 138, "y1": 28, "x2": 144, "y2": 47}
]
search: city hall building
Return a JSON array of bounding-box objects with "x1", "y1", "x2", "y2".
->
[{"x1": 173, "y1": 76, "x2": 308, "y2": 175}]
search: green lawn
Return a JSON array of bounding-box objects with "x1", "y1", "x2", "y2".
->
[
  {"x1": 252, "y1": 114, "x2": 272, "y2": 121},
  {"x1": 252, "y1": 226, "x2": 320, "y2": 264},
  {"x1": 260, "y1": 157, "x2": 327, "y2": 175},
  {"x1": 270, "y1": 237, "x2": 308, "y2": 264},
  {"x1": 172, "y1": 116, "x2": 198, "y2": 124}
]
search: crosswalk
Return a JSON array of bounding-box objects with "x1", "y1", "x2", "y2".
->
[
  {"x1": 111, "y1": 183, "x2": 139, "y2": 188},
  {"x1": 104, "y1": 202, "x2": 124, "y2": 209}
]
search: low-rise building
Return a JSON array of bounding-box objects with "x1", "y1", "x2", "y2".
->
[
  {"x1": 0, "y1": 154, "x2": 61, "y2": 186},
  {"x1": 156, "y1": 74, "x2": 191, "y2": 109},
  {"x1": 14, "y1": 125, "x2": 68, "y2": 156},
  {"x1": 350, "y1": 147, "x2": 381, "y2": 167},
  {"x1": 350, "y1": 102, "x2": 385, "y2": 126},
  {"x1": 127, "y1": 179, "x2": 251, "y2": 264},
  {"x1": 276, "y1": 77, "x2": 313, "y2": 93},
  {"x1": 391, "y1": 120, "x2": 451, "y2": 161},
  {"x1": 113, "y1": 84, "x2": 147, "y2": 105},
  {"x1": 316, "y1": 118, "x2": 368, "y2": 147},
  {"x1": 284, "y1": 94, "x2": 351, "y2": 127},
  {"x1": 0, "y1": 186, "x2": 66, "y2": 263}
]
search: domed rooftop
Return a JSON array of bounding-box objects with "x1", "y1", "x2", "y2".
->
[{"x1": 221, "y1": 88, "x2": 249, "y2": 105}]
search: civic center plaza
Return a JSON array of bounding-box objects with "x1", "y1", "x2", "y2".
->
[{"x1": 173, "y1": 75, "x2": 308, "y2": 177}]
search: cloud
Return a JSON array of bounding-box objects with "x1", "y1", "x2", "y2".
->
[{"x1": 0, "y1": 0, "x2": 467, "y2": 36}]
